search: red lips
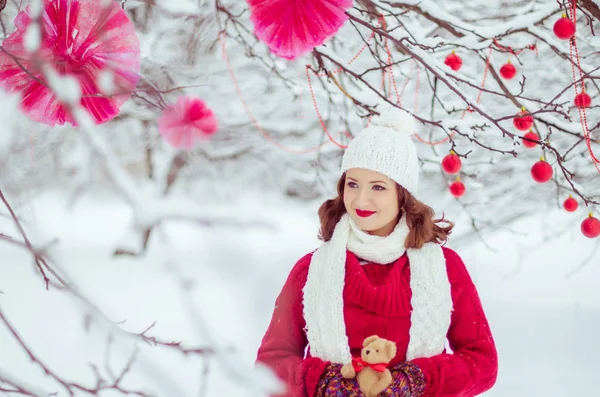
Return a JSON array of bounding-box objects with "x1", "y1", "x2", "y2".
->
[{"x1": 356, "y1": 209, "x2": 376, "y2": 218}]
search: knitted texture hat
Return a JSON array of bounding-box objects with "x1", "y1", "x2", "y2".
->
[{"x1": 341, "y1": 107, "x2": 419, "y2": 196}]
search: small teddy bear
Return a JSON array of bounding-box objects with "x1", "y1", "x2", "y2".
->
[{"x1": 340, "y1": 335, "x2": 397, "y2": 397}]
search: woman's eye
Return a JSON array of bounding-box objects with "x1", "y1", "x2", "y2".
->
[
  {"x1": 373, "y1": 185, "x2": 386, "y2": 191},
  {"x1": 347, "y1": 182, "x2": 358, "y2": 188}
]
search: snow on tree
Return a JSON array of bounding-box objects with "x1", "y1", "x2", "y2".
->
[{"x1": 1, "y1": 0, "x2": 599, "y2": 395}]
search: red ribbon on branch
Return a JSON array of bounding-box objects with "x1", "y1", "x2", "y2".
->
[
  {"x1": 567, "y1": 0, "x2": 600, "y2": 174},
  {"x1": 492, "y1": 38, "x2": 538, "y2": 56},
  {"x1": 493, "y1": 39, "x2": 538, "y2": 55}
]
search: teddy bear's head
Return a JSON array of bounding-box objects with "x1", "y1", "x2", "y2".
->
[{"x1": 360, "y1": 335, "x2": 397, "y2": 364}]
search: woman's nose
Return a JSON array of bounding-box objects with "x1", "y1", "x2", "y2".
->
[{"x1": 355, "y1": 188, "x2": 371, "y2": 206}]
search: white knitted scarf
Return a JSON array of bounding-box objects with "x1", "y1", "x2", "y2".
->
[{"x1": 302, "y1": 213, "x2": 452, "y2": 364}]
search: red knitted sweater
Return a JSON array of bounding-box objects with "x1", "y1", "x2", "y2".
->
[{"x1": 256, "y1": 247, "x2": 498, "y2": 397}]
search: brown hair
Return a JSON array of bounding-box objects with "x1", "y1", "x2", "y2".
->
[{"x1": 317, "y1": 173, "x2": 454, "y2": 249}]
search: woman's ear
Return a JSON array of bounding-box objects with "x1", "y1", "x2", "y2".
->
[{"x1": 363, "y1": 335, "x2": 379, "y2": 347}]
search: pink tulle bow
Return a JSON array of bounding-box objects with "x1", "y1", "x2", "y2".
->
[
  {"x1": 157, "y1": 97, "x2": 218, "y2": 150},
  {"x1": 0, "y1": 0, "x2": 140, "y2": 126},
  {"x1": 247, "y1": 0, "x2": 353, "y2": 60}
]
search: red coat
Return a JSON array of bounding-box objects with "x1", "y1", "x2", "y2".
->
[{"x1": 256, "y1": 247, "x2": 498, "y2": 397}]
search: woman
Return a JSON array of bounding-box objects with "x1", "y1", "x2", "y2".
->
[{"x1": 256, "y1": 107, "x2": 498, "y2": 397}]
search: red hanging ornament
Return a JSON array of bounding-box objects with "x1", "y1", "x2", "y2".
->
[
  {"x1": 581, "y1": 213, "x2": 600, "y2": 238},
  {"x1": 553, "y1": 14, "x2": 576, "y2": 40},
  {"x1": 563, "y1": 196, "x2": 578, "y2": 212},
  {"x1": 444, "y1": 51, "x2": 462, "y2": 71},
  {"x1": 500, "y1": 60, "x2": 516, "y2": 79},
  {"x1": 0, "y1": 0, "x2": 141, "y2": 126},
  {"x1": 513, "y1": 107, "x2": 534, "y2": 131},
  {"x1": 522, "y1": 130, "x2": 539, "y2": 148},
  {"x1": 530, "y1": 157, "x2": 553, "y2": 183},
  {"x1": 574, "y1": 91, "x2": 591, "y2": 108},
  {"x1": 442, "y1": 151, "x2": 462, "y2": 174},
  {"x1": 157, "y1": 97, "x2": 218, "y2": 150},
  {"x1": 247, "y1": 0, "x2": 353, "y2": 60},
  {"x1": 449, "y1": 178, "x2": 465, "y2": 197}
]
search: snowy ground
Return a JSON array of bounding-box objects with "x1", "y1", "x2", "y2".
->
[{"x1": 1, "y1": 189, "x2": 598, "y2": 396}]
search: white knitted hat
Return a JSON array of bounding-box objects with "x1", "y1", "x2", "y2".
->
[{"x1": 341, "y1": 107, "x2": 419, "y2": 196}]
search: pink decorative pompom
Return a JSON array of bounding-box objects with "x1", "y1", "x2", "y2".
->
[
  {"x1": 0, "y1": 0, "x2": 140, "y2": 126},
  {"x1": 247, "y1": 0, "x2": 353, "y2": 60},
  {"x1": 157, "y1": 97, "x2": 218, "y2": 150}
]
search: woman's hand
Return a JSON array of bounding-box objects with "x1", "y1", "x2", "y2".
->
[
  {"x1": 315, "y1": 364, "x2": 364, "y2": 396},
  {"x1": 378, "y1": 362, "x2": 426, "y2": 397},
  {"x1": 315, "y1": 362, "x2": 426, "y2": 397},
  {"x1": 340, "y1": 362, "x2": 356, "y2": 378}
]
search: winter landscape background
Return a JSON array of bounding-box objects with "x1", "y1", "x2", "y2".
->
[{"x1": 1, "y1": 0, "x2": 599, "y2": 396}]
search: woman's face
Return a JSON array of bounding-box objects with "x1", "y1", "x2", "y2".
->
[{"x1": 343, "y1": 168, "x2": 400, "y2": 237}]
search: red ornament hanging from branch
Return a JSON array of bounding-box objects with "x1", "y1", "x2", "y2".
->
[
  {"x1": 0, "y1": 0, "x2": 141, "y2": 126},
  {"x1": 530, "y1": 157, "x2": 553, "y2": 183},
  {"x1": 157, "y1": 97, "x2": 218, "y2": 150},
  {"x1": 513, "y1": 107, "x2": 534, "y2": 131},
  {"x1": 444, "y1": 51, "x2": 462, "y2": 71},
  {"x1": 500, "y1": 60, "x2": 516, "y2": 79},
  {"x1": 581, "y1": 213, "x2": 600, "y2": 238},
  {"x1": 574, "y1": 91, "x2": 591, "y2": 108},
  {"x1": 442, "y1": 151, "x2": 462, "y2": 174},
  {"x1": 247, "y1": 0, "x2": 353, "y2": 60},
  {"x1": 493, "y1": 38, "x2": 537, "y2": 80},
  {"x1": 553, "y1": 14, "x2": 576, "y2": 40},
  {"x1": 522, "y1": 131, "x2": 539, "y2": 148},
  {"x1": 449, "y1": 177, "x2": 466, "y2": 197},
  {"x1": 563, "y1": 196, "x2": 578, "y2": 212}
]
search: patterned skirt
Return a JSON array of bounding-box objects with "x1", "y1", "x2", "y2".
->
[{"x1": 315, "y1": 362, "x2": 426, "y2": 397}]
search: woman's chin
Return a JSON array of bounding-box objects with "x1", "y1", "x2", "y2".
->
[{"x1": 351, "y1": 217, "x2": 376, "y2": 231}]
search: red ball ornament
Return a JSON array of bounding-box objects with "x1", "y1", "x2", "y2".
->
[
  {"x1": 574, "y1": 92, "x2": 591, "y2": 108},
  {"x1": 444, "y1": 51, "x2": 462, "y2": 71},
  {"x1": 500, "y1": 60, "x2": 516, "y2": 79},
  {"x1": 442, "y1": 151, "x2": 462, "y2": 174},
  {"x1": 522, "y1": 131, "x2": 539, "y2": 148},
  {"x1": 513, "y1": 107, "x2": 534, "y2": 131},
  {"x1": 563, "y1": 196, "x2": 578, "y2": 212},
  {"x1": 530, "y1": 157, "x2": 553, "y2": 183},
  {"x1": 449, "y1": 178, "x2": 466, "y2": 197},
  {"x1": 553, "y1": 14, "x2": 576, "y2": 40},
  {"x1": 581, "y1": 213, "x2": 600, "y2": 238}
]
